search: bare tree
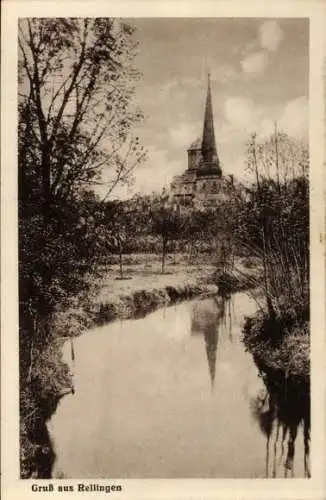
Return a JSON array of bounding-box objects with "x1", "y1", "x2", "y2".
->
[
  {"x1": 245, "y1": 130, "x2": 309, "y2": 321},
  {"x1": 18, "y1": 18, "x2": 146, "y2": 214}
]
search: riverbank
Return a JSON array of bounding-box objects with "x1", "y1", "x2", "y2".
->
[
  {"x1": 242, "y1": 310, "x2": 309, "y2": 380},
  {"x1": 51, "y1": 252, "x2": 263, "y2": 339},
  {"x1": 20, "y1": 258, "x2": 219, "y2": 478},
  {"x1": 241, "y1": 297, "x2": 310, "y2": 476},
  {"x1": 20, "y1": 254, "x2": 264, "y2": 478},
  {"x1": 52, "y1": 264, "x2": 219, "y2": 338},
  {"x1": 48, "y1": 291, "x2": 280, "y2": 479}
]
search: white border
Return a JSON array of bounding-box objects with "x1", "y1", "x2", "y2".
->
[{"x1": 1, "y1": 1, "x2": 325, "y2": 499}]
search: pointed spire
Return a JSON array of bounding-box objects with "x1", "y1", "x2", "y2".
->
[
  {"x1": 201, "y1": 73, "x2": 217, "y2": 163},
  {"x1": 204, "y1": 327, "x2": 218, "y2": 390}
]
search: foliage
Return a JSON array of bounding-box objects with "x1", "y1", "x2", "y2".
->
[
  {"x1": 101, "y1": 200, "x2": 140, "y2": 277},
  {"x1": 146, "y1": 192, "x2": 188, "y2": 273},
  {"x1": 238, "y1": 130, "x2": 309, "y2": 339}
]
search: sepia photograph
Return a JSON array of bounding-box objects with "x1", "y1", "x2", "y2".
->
[
  {"x1": 17, "y1": 15, "x2": 311, "y2": 480},
  {"x1": 1, "y1": 2, "x2": 326, "y2": 498}
]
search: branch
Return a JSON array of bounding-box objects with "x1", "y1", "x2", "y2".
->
[
  {"x1": 50, "y1": 115, "x2": 116, "y2": 196},
  {"x1": 46, "y1": 68, "x2": 79, "y2": 124},
  {"x1": 48, "y1": 20, "x2": 89, "y2": 146},
  {"x1": 102, "y1": 149, "x2": 146, "y2": 202},
  {"x1": 66, "y1": 65, "x2": 99, "y2": 145},
  {"x1": 18, "y1": 38, "x2": 34, "y2": 94}
]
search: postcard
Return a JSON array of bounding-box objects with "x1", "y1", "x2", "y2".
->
[{"x1": 1, "y1": 1, "x2": 325, "y2": 499}]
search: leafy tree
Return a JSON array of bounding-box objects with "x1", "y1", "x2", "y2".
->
[
  {"x1": 103, "y1": 200, "x2": 139, "y2": 279},
  {"x1": 148, "y1": 192, "x2": 187, "y2": 274},
  {"x1": 182, "y1": 209, "x2": 214, "y2": 260}
]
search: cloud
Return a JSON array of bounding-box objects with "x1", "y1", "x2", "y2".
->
[
  {"x1": 278, "y1": 96, "x2": 308, "y2": 139},
  {"x1": 222, "y1": 94, "x2": 308, "y2": 148},
  {"x1": 102, "y1": 146, "x2": 185, "y2": 199},
  {"x1": 218, "y1": 98, "x2": 274, "y2": 183},
  {"x1": 224, "y1": 97, "x2": 257, "y2": 131},
  {"x1": 134, "y1": 147, "x2": 184, "y2": 194},
  {"x1": 239, "y1": 21, "x2": 283, "y2": 80},
  {"x1": 168, "y1": 121, "x2": 202, "y2": 148},
  {"x1": 222, "y1": 96, "x2": 276, "y2": 145},
  {"x1": 259, "y1": 21, "x2": 284, "y2": 52},
  {"x1": 259, "y1": 117, "x2": 275, "y2": 138},
  {"x1": 241, "y1": 51, "x2": 268, "y2": 77},
  {"x1": 217, "y1": 95, "x2": 308, "y2": 185}
]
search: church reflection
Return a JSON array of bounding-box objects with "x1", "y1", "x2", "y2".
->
[
  {"x1": 191, "y1": 296, "x2": 230, "y2": 389},
  {"x1": 250, "y1": 363, "x2": 310, "y2": 478}
]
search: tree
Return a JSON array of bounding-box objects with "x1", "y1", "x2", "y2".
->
[
  {"x1": 183, "y1": 209, "x2": 213, "y2": 261},
  {"x1": 242, "y1": 129, "x2": 309, "y2": 321},
  {"x1": 18, "y1": 18, "x2": 146, "y2": 214},
  {"x1": 149, "y1": 193, "x2": 186, "y2": 274},
  {"x1": 104, "y1": 200, "x2": 137, "y2": 279},
  {"x1": 18, "y1": 19, "x2": 148, "y2": 478},
  {"x1": 18, "y1": 18, "x2": 146, "y2": 355}
]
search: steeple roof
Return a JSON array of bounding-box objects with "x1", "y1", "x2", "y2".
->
[{"x1": 201, "y1": 73, "x2": 217, "y2": 160}]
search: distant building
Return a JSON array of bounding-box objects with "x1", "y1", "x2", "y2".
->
[{"x1": 171, "y1": 74, "x2": 233, "y2": 211}]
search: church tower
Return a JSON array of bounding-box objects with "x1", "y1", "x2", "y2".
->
[
  {"x1": 171, "y1": 72, "x2": 228, "y2": 210},
  {"x1": 200, "y1": 73, "x2": 221, "y2": 176},
  {"x1": 187, "y1": 73, "x2": 222, "y2": 176}
]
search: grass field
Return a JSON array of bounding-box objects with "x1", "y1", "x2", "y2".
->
[{"x1": 92, "y1": 253, "x2": 217, "y2": 305}]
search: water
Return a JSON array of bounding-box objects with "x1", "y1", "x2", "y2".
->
[{"x1": 48, "y1": 292, "x2": 309, "y2": 478}]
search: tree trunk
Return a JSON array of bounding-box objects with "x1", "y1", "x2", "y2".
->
[
  {"x1": 161, "y1": 237, "x2": 167, "y2": 274},
  {"x1": 40, "y1": 147, "x2": 51, "y2": 222},
  {"x1": 119, "y1": 239, "x2": 123, "y2": 279},
  {"x1": 251, "y1": 134, "x2": 275, "y2": 318},
  {"x1": 274, "y1": 123, "x2": 281, "y2": 195}
]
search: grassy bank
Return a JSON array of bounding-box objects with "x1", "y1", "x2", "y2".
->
[
  {"x1": 243, "y1": 311, "x2": 309, "y2": 379},
  {"x1": 240, "y1": 257, "x2": 309, "y2": 381},
  {"x1": 20, "y1": 342, "x2": 72, "y2": 478},
  {"x1": 52, "y1": 255, "x2": 219, "y2": 337}
]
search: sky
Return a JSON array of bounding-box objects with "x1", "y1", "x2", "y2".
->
[{"x1": 104, "y1": 18, "x2": 309, "y2": 199}]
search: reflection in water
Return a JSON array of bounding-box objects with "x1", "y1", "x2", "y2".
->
[
  {"x1": 250, "y1": 367, "x2": 310, "y2": 478},
  {"x1": 224, "y1": 295, "x2": 234, "y2": 343},
  {"x1": 48, "y1": 292, "x2": 310, "y2": 479},
  {"x1": 191, "y1": 297, "x2": 229, "y2": 388},
  {"x1": 70, "y1": 338, "x2": 75, "y2": 394},
  {"x1": 191, "y1": 294, "x2": 310, "y2": 477}
]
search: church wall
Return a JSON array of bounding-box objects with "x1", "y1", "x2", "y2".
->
[
  {"x1": 188, "y1": 149, "x2": 202, "y2": 170},
  {"x1": 196, "y1": 177, "x2": 222, "y2": 195},
  {"x1": 171, "y1": 175, "x2": 231, "y2": 212}
]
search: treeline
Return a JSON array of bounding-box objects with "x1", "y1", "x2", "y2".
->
[{"x1": 94, "y1": 192, "x2": 238, "y2": 274}]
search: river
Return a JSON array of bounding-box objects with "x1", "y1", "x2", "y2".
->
[{"x1": 48, "y1": 291, "x2": 310, "y2": 478}]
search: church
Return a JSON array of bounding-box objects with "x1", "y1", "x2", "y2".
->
[{"x1": 170, "y1": 74, "x2": 233, "y2": 211}]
